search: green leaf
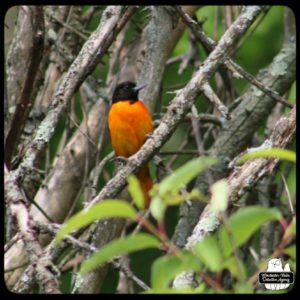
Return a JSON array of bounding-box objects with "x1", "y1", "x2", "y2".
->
[
  {"x1": 127, "y1": 175, "x2": 144, "y2": 209},
  {"x1": 194, "y1": 283, "x2": 207, "y2": 293},
  {"x1": 287, "y1": 260, "x2": 296, "y2": 273},
  {"x1": 149, "y1": 157, "x2": 216, "y2": 221},
  {"x1": 150, "y1": 189, "x2": 208, "y2": 222},
  {"x1": 291, "y1": 217, "x2": 296, "y2": 236},
  {"x1": 81, "y1": 233, "x2": 160, "y2": 274},
  {"x1": 165, "y1": 189, "x2": 208, "y2": 206},
  {"x1": 56, "y1": 200, "x2": 137, "y2": 243},
  {"x1": 284, "y1": 245, "x2": 296, "y2": 260},
  {"x1": 234, "y1": 282, "x2": 254, "y2": 293},
  {"x1": 151, "y1": 253, "x2": 201, "y2": 290},
  {"x1": 194, "y1": 235, "x2": 223, "y2": 272},
  {"x1": 157, "y1": 157, "x2": 218, "y2": 197},
  {"x1": 219, "y1": 206, "x2": 282, "y2": 258},
  {"x1": 291, "y1": 222, "x2": 296, "y2": 235},
  {"x1": 288, "y1": 217, "x2": 296, "y2": 236},
  {"x1": 237, "y1": 148, "x2": 296, "y2": 164},
  {"x1": 149, "y1": 196, "x2": 167, "y2": 222},
  {"x1": 210, "y1": 179, "x2": 229, "y2": 214},
  {"x1": 222, "y1": 256, "x2": 247, "y2": 280}
]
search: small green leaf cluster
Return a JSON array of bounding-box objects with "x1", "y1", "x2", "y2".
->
[{"x1": 55, "y1": 151, "x2": 295, "y2": 293}]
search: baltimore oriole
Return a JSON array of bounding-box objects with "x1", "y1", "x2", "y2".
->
[{"x1": 108, "y1": 81, "x2": 153, "y2": 208}]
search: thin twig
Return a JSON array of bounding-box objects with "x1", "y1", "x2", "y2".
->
[
  {"x1": 5, "y1": 180, "x2": 61, "y2": 293},
  {"x1": 28, "y1": 196, "x2": 55, "y2": 223},
  {"x1": 281, "y1": 173, "x2": 295, "y2": 216},
  {"x1": 190, "y1": 105, "x2": 206, "y2": 156},
  {"x1": 113, "y1": 259, "x2": 150, "y2": 291},
  {"x1": 232, "y1": 7, "x2": 270, "y2": 55},
  {"x1": 5, "y1": 7, "x2": 45, "y2": 169},
  {"x1": 67, "y1": 112, "x2": 97, "y2": 148},
  {"x1": 228, "y1": 60, "x2": 294, "y2": 108},
  {"x1": 81, "y1": 6, "x2": 101, "y2": 26},
  {"x1": 159, "y1": 150, "x2": 202, "y2": 155},
  {"x1": 5, "y1": 262, "x2": 29, "y2": 273},
  {"x1": 178, "y1": 34, "x2": 199, "y2": 74},
  {"x1": 5, "y1": 6, "x2": 135, "y2": 292},
  {"x1": 166, "y1": 54, "x2": 185, "y2": 66},
  {"x1": 5, "y1": 5, "x2": 135, "y2": 202},
  {"x1": 219, "y1": 212, "x2": 246, "y2": 282},
  {"x1": 176, "y1": 6, "x2": 293, "y2": 109},
  {"x1": 4, "y1": 233, "x2": 21, "y2": 253},
  {"x1": 132, "y1": 210, "x2": 151, "y2": 236},
  {"x1": 214, "y1": 6, "x2": 220, "y2": 41},
  {"x1": 88, "y1": 6, "x2": 264, "y2": 209},
  {"x1": 8, "y1": 6, "x2": 263, "y2": 293},
  {"x1": 58, "y1": 248, "x2": 79, "y2": 271},
  {"x1": 88, "y1": 151, "x2": 115, "y2": 203},
  {"x1": 185, "y1": 113, "x2": 223, "y2": 126},
  {"x1": 190, "y1": 106, "x2": 214, "y2": 186},
  {"x1": 46, "y1": 11, "x2": 89, "y2": 40},
  {"x1": 36, "y1": 221, "x2": 150, "y2": 291},
  {"x1": 249, "y1": 246, "x2": 260, "y2": 262},
  {"x1": 166, "y1": 129, "x2": 191, "y2": 169},
  {"x1": 106, "y1": 21, "x2": 129, "y2": 86},
  {"x1": 176, "y1": 6, "x2": 241, "y2": 78},
  {"x1": 201, "y1": 83, "x2": 230, "y2": 120},
  {"x1": 174, "y1": 106, "x2": 296, "y2": 288}
]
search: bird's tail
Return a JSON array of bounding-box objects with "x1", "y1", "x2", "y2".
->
[{"x1": 137, "y1": 164, "x2": 153, "y2": 208}]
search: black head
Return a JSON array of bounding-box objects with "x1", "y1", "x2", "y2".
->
[{"x1": 112, "y1": 81, "x2": 146, "y2": 104}]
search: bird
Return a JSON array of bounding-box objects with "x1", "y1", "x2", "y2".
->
[{"x1": 108, "y1": 81, "x2": 153, "y2": 208}]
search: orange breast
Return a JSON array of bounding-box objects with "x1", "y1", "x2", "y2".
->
[{"x1": 108, "y1": 100, "x2": 153, "y2": 157}]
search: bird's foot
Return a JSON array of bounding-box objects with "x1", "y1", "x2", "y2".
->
[
  {"x1": 115, "y1": 156, "x2": 128, "y2": 168},
  {"x1": 146, "y1": 133, "x2": 154, "y2": 140}
]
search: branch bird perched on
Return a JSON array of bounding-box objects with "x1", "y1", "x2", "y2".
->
[{"x1": 108, "y1": 81, "x2": 153, "y2": 208}]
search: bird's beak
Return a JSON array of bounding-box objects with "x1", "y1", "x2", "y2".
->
[{"x1": 134, "y1": 83, "x2": 147, "y2": 92}]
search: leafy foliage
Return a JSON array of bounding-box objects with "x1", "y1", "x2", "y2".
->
[
  {"x1": 217, "y1": 206, "x2": 282, "y2": 258},
  {"x1": 127, "y1": 175, "x2": 145, "y2": 209},
  {"x1": 81, "y1": 233, "x2": 160, "y2": 274},
  {"x1": 150, "y1": 157, "x2": 217, "y2": 221},
  {"x1": 56, "y1": 200, "x2": 137, "y2": 243},
  {"x1": 55, "y1": 152, "x2": 295, "y2": 293},
  {"x1": 238, "y1": 147, "x2": 296, "y2": 164},
  {"x1": 151, "y1": 253, "x2": 201, "y2": 289},
  {"x1": 210, "y1": 179, "x2": 229, "y2": 213}
]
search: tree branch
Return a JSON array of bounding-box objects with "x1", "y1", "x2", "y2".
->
[
  {"x1": 67, "y1": 6, "x2": 263, "y2": 293},
  {"x1": 86, "y1": 6, "x2": 262, "y2": 208},
  {"x1": 5, "y1": 5, "x2": 132, "y2": 197},
  {"x1": 172, "y1": 14, "x2": 296, "y2": 249},
  {"x1": 201, "y1": 83, "x2": 230, "y2": 119},
  {"x1": 5, "y1": 6, "x2": 136, "y2": 289},
  {"x1": 173, "y1": 106, "x2": 295, "y2": 288},
  {"x1": 36, "y1": 222, "x2": 150, "y2": 291},
  {"x1": 71, "y1": 5, "x2": 200, "y2": 293},
  {"x1": 5, "y1": 6, "x2": 45, "y2": 168},
  {"x1": 14, "y1": 6, "x2": 262, "y2": 294},
  {"x1": 176, "y1": 6, "x2": 293, "y2": 109},
  {"x1": 5, "y1": 172, "x2": 60, "y2": 293}
]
